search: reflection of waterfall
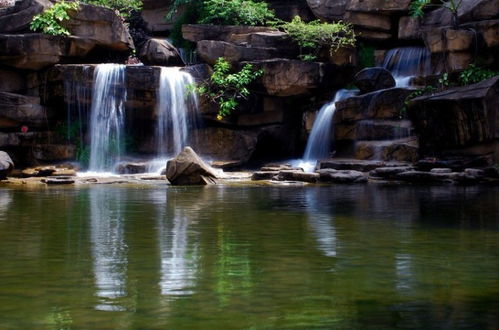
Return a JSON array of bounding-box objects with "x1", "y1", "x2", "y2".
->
[
  {"x1": 0, "y1": 192, "x2": 12, "y2": 220},
  {"x1": 88, "y1": 64, "x2": 127, "y2": 172},
  {"x1": 156, "y1": 67, "x2": 199, "y2": 158},
  {"x1": 90, "y1": 188, "x2": 128, "y2": 311},
  {"x1": 305, "y1": 188, "x2": 337, "y2": 258},
  {"x1": 382, "y1": 47, "x2": 432, "y2": 87},
  {"x1": 395, "y1": 253, "x2": 413, "y2": 292},
  {"x1": 153, "y1": 191, "x2": 198, "y2": 296},
  {"x1": 303, "y1": 89, "x2": 358, "y2": 162}
]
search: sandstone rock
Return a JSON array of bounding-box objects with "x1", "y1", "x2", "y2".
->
[
  {"x1": 335, "y1": 88, "x2": 413, "y2": 123},
  {"x1": 354, "y1": 67, "x2": 395, "y2": 94},
  {"x1": 424, "y1": 28, "x2": 475, "y2": 53},
  {"x1": 228, "y1": 31, "x2": 292, "y2": 48},
  {"x1": 317, "y1": 159, "x2": 408, "y2": 172},
  {"x1": 139, "y1": 38, "x2": 183, "y2": 66},
  {"x1": 0, "y1": 0, "x2": 52, "y2": 33},
  {"x1": 408, "y1": 76, "x2": 499, "y2": 155},
  {"x1": 345, "y1": 0, "x2": 412, "y2": 13},
  {"x1": 166, "y1": 147, "x2": 219, "y2": 185},
  {"x1": 344, "y1": 11, "x2": 392, "y2": 31},
  {"x1": 337, "y1": 119, "x2": 414, "y2": 141},
  {"x1": 318, "y1": 169, "x2": 367, "y2": 183},
  {"x1": 32, "y1": 144, "x2": 76, "y2": 161},
  {"x1": 0, "y1": 92, "x2": 49, "y2": 128},
  {"x1": 354, "y1": 138, "x2": 419, "y2": 162},
  {"x1": 63, "y1": 3, "x2": 134, "y2": 51},
  {"x1": 182, "y1": 24, "x2": 275, "y2": 43},
  {"x1": 42, "y1": 177, "x2": 75, "y2": 185},
  {"x1": 196, "y1": 40, "x2": 292, "y2": 65},
  {"x1": 430, "y1": 168, "x2": 453, "y2": 174},
  {"x1": 394, "y1": 170, "x2": 456, "y2": 183},
  {"x1": 245, "y1": 59, "x2": 350, "y2": 97},
  {"x1": 0, "y1": 151, "x2": 14, "y2": 179}
]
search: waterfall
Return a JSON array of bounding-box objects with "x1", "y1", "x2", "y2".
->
[
  {"x1": 382, "y1": 47, "x2": 432, "y2": 87},
  {"x1": 303, "y1": 89, "x2": 358, "y2": 163},
  {"x1": 88, "y1": 64, "x2": 127, "y2": 172}
]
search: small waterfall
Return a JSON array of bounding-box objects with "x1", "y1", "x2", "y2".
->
[
  {"x1": 382, "y1": 47, "x2": 432, "y2": 87},
  {"x1": 88, "y1": 64, "x2": 127, "y2": 172},
  {"x1": 147, "y1": 67, "x2": 198, "y2": 173},
  {"x1": 303, "y1": 89, "x2": 358, "y2": 163}
]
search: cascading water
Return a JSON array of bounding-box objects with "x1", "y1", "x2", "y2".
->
[
  {"x1": 148, "y1": 67, "x2": 199, "y2": 173},
  {"x1": 302, "y1": 89, "x2": 358, "y2": 165},
  {"x1": 88, "y1": 64, "x2": 127, "y2": 173},
  {"x1": 382, "y1": 47, "x2": 432, "y2": 87}
]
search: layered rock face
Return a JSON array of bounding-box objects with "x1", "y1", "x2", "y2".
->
[{"x1": 409, "y1": 77, "x2": 499, "y2": 163}]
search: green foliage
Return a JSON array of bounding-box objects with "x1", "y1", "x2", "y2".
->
[
  {"x1": 167, "y1": 0, "x2": 275, "y2": 26},
  {"x1": 410, "y1": 0, "x2": 462, "y2": 26},
  {"x1": 402, "y1": 85, "x2": 437, "y2": 116},
  {"x1": 458, "y1": 64, "x2": 498, "y2": 85},
  {"x1": 358, "y1": 43, "x2": 375, "y2": 68},
  {"x1": 281, "y1": 16, "x2": 356, "y2": 61},
  {"x1": 195, "y1": 57, "x2": 263, "y2": 119},
  {"x1": 438, "y1": 72, "x2": 451, "y2": 88},
  {"x1": 82, "y1": 0, "x2": 142, "y2": 18},
  {"x1": 199, "y1": 0, "x2": 275, "y2": 25},
  {"x1": 30, "y1": 0, "x2": 79, "y2": 36}
]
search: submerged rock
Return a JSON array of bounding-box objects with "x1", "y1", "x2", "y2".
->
[
  {"x1": 0, "y1": 151, "x2": 14, "y2": 179},
  {"x1": 166, "y1": 147, "x2": 219, "y2": 185}
]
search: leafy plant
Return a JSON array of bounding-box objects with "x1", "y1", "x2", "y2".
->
[
  {"x1": 82, "y1": 0, "x2": 142, "y2": 18},
  {"x1": 410, "y1": 0, "x2": 462, "y2": 27},
  {"x1": 280, "y1": 16, "x2": 356, "y2": 61},
  {"x1": 167, "y1": 0, "x2": 275, "y2": 26},
  {"x1": 402, "y1": 85, "x2": 437, "y2": 117},
  {"x1": 438, "y1": 72, "x2": 450, "y2": 88},
  {"x1": 194, "y1": 57, "x2": 263, "y2": 119},
  {"x1": 458, "y1": 64, "x2": 498, "y2": 85},
  {"x1": 30, "y1": 0, "x2": 80, "y2": 36}
]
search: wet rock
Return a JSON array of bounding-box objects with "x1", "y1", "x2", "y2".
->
[
  {"x1": 354, "y1": 67, "x2": 395, "y2": 94},
  {"x1": 277, "y1": 170, "x2": 319, "y2": 183},
  {"x1": 139, "y1": 38, "x2": 183, "y2": 66},
  {"x1": 32, "y1": 145, "x2": 76, "y2": 162},
  {"x1": 394, "y1": 170, "x2": 457, "y2": 183},
  {"x1": 166, "y1": 147, "x2": 219, "y2": 185},
  {"x1": 417, "y1": 156, "x2": 493, "y2": 171},
  {"x1": 369, "y1": 166, "x2": 414, "y2": 178},
  {"x1": 430, "y1": 168, "x2": 453, "y2": 174},
  {"x1": 42, "y1": 177, "x2": 75, "y2": 185},
  {"x1": 0, "y1": 151, "x2": 14, "y2": 179},
  {"x1": 318, "y1": 159, "x2": 408, "y2": 172},
  {"x1": 116, "y1": 162, "x2": 148, "y2": 174},
  {"x1": 251, "y1": 171, "x2": 279, "y2": 180},
  {"x1": 318, "y1": 169, "x2": 367, "y2": 183},
  {"x1": 354, "y1": 138, "x2": 419, "y2": 163}
]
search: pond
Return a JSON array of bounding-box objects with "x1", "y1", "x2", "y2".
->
[{"x1": 0, "y1": 184, "x2": 498, "y2": 328}]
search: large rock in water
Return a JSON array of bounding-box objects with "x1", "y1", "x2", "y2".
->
[
  {"x1": 354, "y1": 67, "x2": 395, "y2": 94},
  {"x1": 0, "y1": 151, "x2": 14, "y2": 179},
  {"x1": 166, "y1": 147, "x2": 219, "y2": 185}
]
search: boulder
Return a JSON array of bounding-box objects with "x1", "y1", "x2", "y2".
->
[
  {"x1": 345, "y1": 0, "x2": 412, "y2": 13},
  {"x1": 306, "y1": 0, "x2": 348, "y2": 21},
  {"x1": 116, "y1": 162, "x2": 148, "y2": 174},
  {"x1": 245, "y1": 59, "x2": 352, "y2": 97},
  {"x1": 344, "y1": 11, "x2": 392, "y2": 31},
  {"x1": 0, "y1": 151, "x2": 14, "y2": 179},
  {"x1": 408, "y1": 76, "x2": 499, "y2": 155},
  {"x1": 0, "y1": 0, "x2": 52, "y2": 33},
  {"x1": 354, "y1": 67, "x2": 396, "y2": 94},
  {"x1": 276, "y1": 170, "x2": 319, "y2": 183},
  {"x1": 166, "y1": 147, "x2": 219, "y2": 185},
  {"x1": 251, "y1": 171, "x2": 279, "y2": 180},
  {"x1": 334, "y1": 88, "x2": 413, "y2": 123},
  {"x1": 182, "y1": 24, "x2": 275, "y2": 43},
  {"x1": 139, "y1": 38, "x2": 183, "y2": 66}
]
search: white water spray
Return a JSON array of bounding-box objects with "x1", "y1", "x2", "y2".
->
[{"x1": 382, "y1": 47, "x2": 432, "y2": 87}]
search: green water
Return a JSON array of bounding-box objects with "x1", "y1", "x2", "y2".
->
[{"x1": 0, "y1": 184, "x2": 498, "y2": 329}]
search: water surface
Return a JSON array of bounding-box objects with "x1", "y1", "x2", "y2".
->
[{"x1": 0, "y1": 184, "x2": 498, "y2": 329}]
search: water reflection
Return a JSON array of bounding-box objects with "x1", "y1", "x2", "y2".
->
[
  {"x1": 0, "y1": 191, "x2": 12, "y2": 220},
  {"x1": 89, "y1": 188, "x2": 128, "y2": 311},
  {"x1": 152, "y1": 190, "x2": 199, "y2": 296},
  {"x1": 305, "y1": 188, "x2": 337, "y2": 258}
]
